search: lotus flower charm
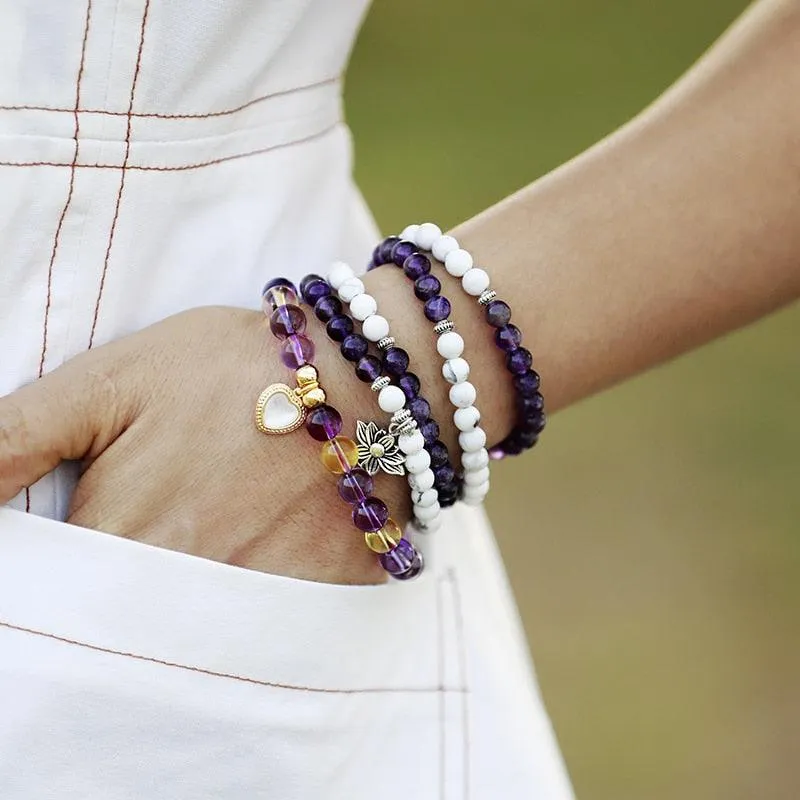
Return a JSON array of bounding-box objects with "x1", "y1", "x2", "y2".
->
[{"x1": 355, "y1": 420, "x2": 405, "y2": 476}]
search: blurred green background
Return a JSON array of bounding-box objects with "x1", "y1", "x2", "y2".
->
[{"x1": 347, "y1": 2, "x2": 799, "y2": 798}]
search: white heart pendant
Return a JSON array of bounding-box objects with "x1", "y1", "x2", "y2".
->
[{"x1": 255, "y1": 383, "x2": 306, "y2": 434}]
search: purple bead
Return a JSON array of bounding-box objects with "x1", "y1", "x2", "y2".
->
[
  {"x1": 520, "y1": 412, "x2": 547, "y2": 434},
  {"x1": 262, "y1": 279, "x2": 299, "y2": 311},
  {"x1": 513, "y1": 370, "x2": 541, "y2": 396},
  {"x1": 428, "y1": 440, "x2": 449, "y2": 468},
  {"x1": 326, "y1": 314, "x2": 354, "y2": 342},
  {"x1": 506, "y1": 347, "x2": 533, "y2": 375},
  {"x1": 393, "y1": 552, "x2": 424, "y2": 581},
  {"x1": 306, "y1": 404, "x2": 343, "y2": 441},
  {"x1": 352, "y1": 497, "x2": 390, "y2": 532},
  {"x1": 433, "y1": 464, "x2": 456, "y2": 490},
  {"x1": 341, "y1": 333, "x2": 369, "y2": 362},
  {"x1": 377, "y1": 236, "x2": 400, "y2": 265},
  {"x1": 488, "y1": 444, "x2": 506, "y2": 460},
  {"x1": 502, "y1": 436, "x2": 524, "y2": 456},
  {"x1": 398, "y1": 372, "x2": 420, "y2": 400},
  {"x1": 517, "y1": 393, "x2": 544, "y2": 416},
  {"x1": 391, "y1": 240, "x2": 416, "y2": 267},
  {"x1": 437, "y1": 484, "x2": 460, "y2": 508},
  {"x1": 337, "y1": 468, "x2": 374, "y2": 504},
  {"x1": 408, "y1": 396, "x2": 431, "y2": 425},
  {"x1": 403, "y1": 253, "x2": 431, "y2": 280},
  {"x1": 299, "y1": 273, "x2": 324, "y2": 297},
  {"x1": 495, "y1": 324, "x2": 522, "y2": 352},
  {"x1": 280, "y1": 334, "x2": 315, "y2": 368},
  {"x1": 382, "y1": 347, "x2": 410, "y2": 377},
  {"x1": 355, "y1": 355, "x2": 383, "y2": 383},
  {"x1": 414, "y1": 274, "x2": 441, "y2": 301},
  {"x1": 424, "y1": 295, "x2": 451, "y2": 323},
  {"x1": 420, "y1": 419, "x2": 440, "y2": 445},
  {"x1": 302, "y1": 278, "x2": 332, "y2": 306},
  {"x1": 263, "y1": 276, "x2": 297, "y2": 295},
  {"x1": 485, "y1": 300, "x2": 512, "y2": 328},
  {"x1": 314, "y1": 295, "x2": 342, "y2": 323},
  {"x1": 379, "y1": 538, "x2": 416, "y2": 575},
  {"x1": 514, "y1": 429, "x2": 540, "y2": 449},
  {"x1": 269, "y1": 304, "x2": 307, "y2": 340}
]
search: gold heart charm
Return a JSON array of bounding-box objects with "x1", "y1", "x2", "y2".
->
[{"x1": 255, "y1": 383, "x2": 306, "y2": 434}]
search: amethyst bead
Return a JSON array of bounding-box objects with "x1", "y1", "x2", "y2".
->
[
  {"x1": 437, "y1": 484, "x2": 460, "y2": 507},
  {"x1": 377, "y1": 236, "x2": 401, "y2": 265},
  {"x1": 514, "y1": 429, "x2": 540, "y2": 449},
  {"x1": 414, "y1": 274, "x2": 441, "y2": 301},
  {"x1": 520, "y1": 412, "x2": 547, "y2": 434},
  {"x1": 391, "y1": 240, "x2": 416, "y2": 267},
  {"x1": 403, "y1": 253, "x2": 432, "y2": 280},
  {"x1": 517, "y1": 393, "x2": 545, "y2": 416},
  {"x1": 393, "y1": 552, "x2": 424, "y2": 581},
  {"x1": 408, "y1": 396, "x2": 431, "y2": 425},
  {"x1": 263, "y1": 276, "x2": 297, "y2": 295},
  {"x1": 306, "y1": 404, "x2": 343, "y2": 441},
  {"x1": 488, "y1": 444, "x2": 506, "y2": 460},
  {"x1": 269, "y1": 303, "x2": 306, "y2": 340},
  {"x1": 379, "y1": 538, "x2": 416, "y2": 575},
  {"x1": 280, "y1": 334, "x2": 315, "y2": 368},
  {"x1": 398, "y1": 372, "x2": 420, "y2": 400},
  {"x1": 428, "y1": 440, "x2": 450, "y2": 469},
  {"x1": 299, "y1": 274, "x2": 323, "y2": 296},
  {"x1": 420, "y1": 419, "x2": 440, "y2": 445},
  {"x1": 506, "y1": 347, "x2": 533, "y2": 375},
  {"x1": 340, "y1": 333, "x2": 369, "y2": 362},
  {"x1": 326, "y1": 314, "x2": 354, "y2": 342},
  {"x1": 495, "y1": 324, "x2": 523, "y2": 352},
  {"x1": 262, "y1": 278, "x2": 299, "y2": 311},
  {"x1": 513, "y1": 370, "x2": 541, "y2": 396},
  {"x1": 382, "y1": 347, "x2": 410, "y2": 377},
  {"x1": 355, "y1": 355, "x2": 383, "y2": 383},
  {"x1": 302, "y1": 277, "x2": 332, "y2": 306},
  {"x1": 485, "y1": 299, "x2": 512, "y2": 328},
  {"x1": 337, "y1": 468, "x2": 374, "y2": 504},
  {"x1": 433, "y1": 464, "x2": 456, "y2": 490},
  {"x1": 352, "y1": 497, "x2": 390, "y2": 532},
  {"x1": 314, "y1": 295, "x2": 342, "y2": 323},
  {"x1": 423, "y1": 295, "x2": 451, "y2": 323}
]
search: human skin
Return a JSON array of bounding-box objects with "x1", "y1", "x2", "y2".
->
[{"x1": 0, "y1": 0, "x2": 797, "y2": 584}]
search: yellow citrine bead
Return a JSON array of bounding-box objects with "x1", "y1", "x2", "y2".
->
[
  {"x1": 320, "y1": 436, "x2": 359, "y2": 474},
  {"x1": 364, "y1": 519, "x2": 403, "y2": 554}
]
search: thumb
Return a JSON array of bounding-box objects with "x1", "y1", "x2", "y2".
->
[{"x1": 0, "y1": 348, "x2": 134, "y2": 503}]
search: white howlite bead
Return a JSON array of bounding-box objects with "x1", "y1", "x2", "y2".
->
[
  {"x1": 412, "y1": 488, "x2": 439, "y2": 508},
  {"x1": 449, "y1": 381, "x2": 477, "y2": 409},
  {"x1": 415, "y1": 514, "x2": 442, "y2": 533},
  {"x1": 436, "y1": 331, "x2": 464, "y2": 360},
  {"x1": 338, "y1": 277, "x2": 365, "y2": 303},
  {"x1": 349, "y1": 293, "x2": 377, "y2": 321},
  {"x1": 442, "y1": 357, "x2": 470, "y2": 385},
  {"x1": 462, "y1": 267, "x2": 491, "y2": 296},
  {"x1": 464, "y1": 466, "x2": 491, "y2": 486},
  {"x1": 405, "y1": 449, "x2": 432, "y2": 475},
  {"x1": 416, "y1": 222, "x2": 442, "y2": 250},
  {"x1": 408, "y1": 468, "x2": 435, "y2": 492},
  {"x1": 362, "y1": 314, "x2": 390, "y2": 342},
  {"x1": 400, "y1": 224, "x2": 420, "y2": 243},
  {"x1": 459, "y1": 426, "x2": 487, "y2": 452},
  {"x1": 461, "y1": 448, "x2": 489, "y2": 471},
  {"x1": 414, "y1": 502, "x2": 441, "y2": 522},
  {"x1": 328, "y1": 261, "x2": 354, "y2": 290},
  {"x1": 378, "y1": 385, "x2": 406, "y2": 413},
  {"x1": 453, "y1": 405, "x2": 481, "y2": 432},
  {"x1": 444, "y1": 248, "x2": 473, "y2": 278},
  {"x1": 398, "y1": 430, "x2": 425, "y2": 455},
  {"x1": 462, "y1": 485, "x2": 489, "y2": 506},
  {"x1": 431, "y1": 234, "x2": 459, "y2": 262}
]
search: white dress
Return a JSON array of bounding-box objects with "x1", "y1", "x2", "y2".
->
[{"x1": 0, "y1": 2, "x2": 573, "y2": 797}]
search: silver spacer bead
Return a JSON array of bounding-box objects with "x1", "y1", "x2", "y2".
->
[
  {"x1": 370, "y1": 376, "x2": 391, "y2": 392},
  {"x1": 376, "y1": 336, "x2": 396, "y2": 351},
  {"x1": 391, "y1": 408, "x2": 412, "y2": 426},
  {"x1": 397, "y1": 419, "x2": 418, "y2": 435},
  {"x1": 433, "y1": 319, "x2": 455, "y2": 335},
  {"x1": 478, "y1": 289, "x2": 497, "y2": 306}
]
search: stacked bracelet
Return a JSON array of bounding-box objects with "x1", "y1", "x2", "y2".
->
[
  {"x1": 372, "y1": 223, "x2": 546, "y2": 461},
  {"x1": 256, "y1": 277, "x2": 423, "y2": 580}
]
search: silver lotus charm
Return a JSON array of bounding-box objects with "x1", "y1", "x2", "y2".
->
[{"x1": 356, "y1": 420, "x2": 406, "y2": 476}]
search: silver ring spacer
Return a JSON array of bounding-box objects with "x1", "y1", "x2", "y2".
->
[
  {"x1": 478, "y1": 289, "x2": 497, "y2": 306},
  {"x1": 370, "y1": 376, "x2": 391, "y2": 392},
  {"x1": 391, "y1": 408, "x2": 412, "y2": 426},
  {"x1": 433, "y1": 319, "x2": 455, "y2": 335},
  {"x1": 376, "y1": 336, "x2": 396, "y2": 351}
]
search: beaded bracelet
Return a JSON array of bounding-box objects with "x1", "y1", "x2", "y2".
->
[
  {"x1": 257, "y1": 277, "x2": 423, "y2": 579},
  {"x1": 372, "y1": 224, "x2": 546, "y2": 462},
  {"x1": 368, "y1": 244, "x2": 490, "y2": 505}
]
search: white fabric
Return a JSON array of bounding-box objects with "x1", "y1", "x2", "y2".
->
[{"x1": 0, "y1": 1, "x2": 574, "y2": 797}]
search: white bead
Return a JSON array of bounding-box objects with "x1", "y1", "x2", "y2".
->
[
  {"x1": 436, "y1": 331, "x2": 464, "y2": 360},
  {"x1": 378, "y1": 385, "x2": 406, "y2": 413},
  {"x1": 328, "y1": 261, "x2": 354, "y2": 290},
  {"x1": 462, "y1": 486, "x2": 489, "y2": 506},
  {"x1": 462, "y1": 268, "x2": 491, "y2": 296},
  {"x1": 408, "y1": 468, "x2": 435, "y2": 492},
  {"x1": 412, "y1": 488, "x2": 439, "y2": 508},
  {"x1": 413, "y1": 502, "x2": 441, "y2": 523},
  {"x1": 444, "y1": 248, "x2": 473, "y2": 278},
  {"x1": 453, "y1": 405, "x2": 481, "y2": 432},
  {"x1": 338, "y1": 277, "x2": 365, "y2": 303},
  {"x1": 449, "y1": 381, "x2": 477, "y2": 409},
  {"x1": 362, "y1": 314, "x2": 390, "y2": 342},
  {"x1": 400, "y1": 224, "x2": 420, "y2": 243},
  {"x1": 405, "y1": 449, "x2": 432, "y2": 475},
  {"x1": 398, "y1": 430, "x2": 425, "y2": 455},
  {"x1": 459, "y1": 427, "x2": 487, "y2": 452},
  {"x1": 349, "y1": 293, "x2": 377, "y2": 321},
  {"x1": 442, "y1": 357, "x2": 470, "y2": 384},
  {"x1": 464, "y1": 466, "x2": 491, "y2": 486},
  {"x1": 431, "y1": 235, "x2": 459, "y2": 262},
  {"x1": 461, "y1": 448, "x2": 489, "y2": 471},
  {"x1": 416, "y1": 514, "x2": 442, "y2": 533},
  {"x1": 416, "y1": 222, "x2": 442, "y2": 250}
]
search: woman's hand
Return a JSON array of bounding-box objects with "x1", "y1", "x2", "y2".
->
[{"x1": 0, "y1": 306, "x2": 406, "y2": 584}]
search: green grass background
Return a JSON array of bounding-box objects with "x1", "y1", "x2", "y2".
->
[{"x1": 347, "y1": 2, "x2": 799, "y2": 798}]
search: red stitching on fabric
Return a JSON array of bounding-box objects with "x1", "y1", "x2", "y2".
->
[
  {"x1": 88, "y1": 0, "x2": 150, "y2": 349},
  {"x1": 0, "y1": 619, "x2": 467, "y2": 695},
  {"x1": 448, "y1": 569, "x2": 471, "y2": 800},
  {"x1": 0, "y1": 76, "x2": 340, "y2": 120}
]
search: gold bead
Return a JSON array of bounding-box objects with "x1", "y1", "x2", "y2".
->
[
  {"x1": 295, "y1": 365, "x2": 318, "y2": 386},
  {"x1": 300, "y1": 387, "x2": 326, "y2": 408},
  {"x1": 365, "y1": 519, "x2": 403, "y2": 554},
  {"x1": 320, "y1": 436, "x2": 359, "y2": 474}
]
